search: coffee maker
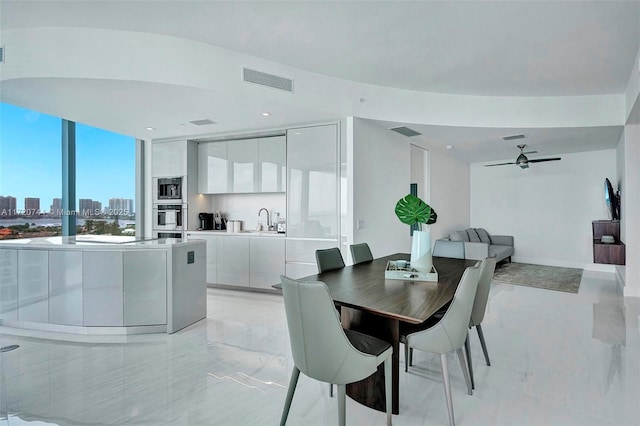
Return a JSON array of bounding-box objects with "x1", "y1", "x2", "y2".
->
[{"x1": 198, "y1": 213, "x2": 214, "y2": 230}]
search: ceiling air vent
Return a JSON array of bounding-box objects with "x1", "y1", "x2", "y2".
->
[
  {"x1": 502, "y1": 134, "x2": 525, "y2": 141},
  {"x1": 390, "y1": 126, "x2": 422, "y2": 137},
  {"x1": 243, "y1": 68, "x2": 294, "y2": 93},
  {"x1": 189, "y1": 119, "x2": 216, "y2": 126}
]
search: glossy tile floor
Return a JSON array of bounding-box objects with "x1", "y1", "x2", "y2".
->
[{"x1": 1, "y1": 271, "x2": 639, "y2": 425}]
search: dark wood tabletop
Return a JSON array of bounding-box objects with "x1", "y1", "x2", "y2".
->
[{"x1": 309, "y1": 253, "x2": 476, "y2": 324}]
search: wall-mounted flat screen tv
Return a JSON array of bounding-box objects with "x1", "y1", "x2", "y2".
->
[{"x1": 605, "y1": 178, "x2": 620, "y2": 221}]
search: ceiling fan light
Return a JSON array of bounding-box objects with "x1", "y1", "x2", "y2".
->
[{"x1": 516, "y1": 153, "x2": 528, "y2": 165}]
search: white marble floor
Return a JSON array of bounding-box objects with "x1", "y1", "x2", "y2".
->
[{"x1": 1, "y1": 271, "x2": 639, "y2": 425}]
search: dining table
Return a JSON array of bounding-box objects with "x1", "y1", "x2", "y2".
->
[{"x1": 299, "y1": 253, "x2": 476, "y2": 414}]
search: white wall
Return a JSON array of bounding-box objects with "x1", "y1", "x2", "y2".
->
[
  {"x1": 471, "y1": 149, "x2": 616, "y2": 269},
  {"x1": 351, "y1": 118, "x2": 410, "y2": 258},
  {"x1": 208, "y1": 193, "x2": 286, "y2": 231},
  {"x1": 429, "y1": 149, "x2": 470, "y2": 241}
]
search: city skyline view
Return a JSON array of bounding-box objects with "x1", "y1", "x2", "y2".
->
[
  {"x1": 0, "y1": 102, "x2": 135, "y2": 212},
  {"x1": 0, "y1": 195, "x2": 135, "y2": 217}
]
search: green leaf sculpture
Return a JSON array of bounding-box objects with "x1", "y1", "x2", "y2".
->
[{"x1": 395, "y1": 194, "x2": 437, "y2": 230}]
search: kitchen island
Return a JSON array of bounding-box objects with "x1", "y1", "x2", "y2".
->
[{"x1": 0, "y1": 235, "x2": 206, "y2": 335}]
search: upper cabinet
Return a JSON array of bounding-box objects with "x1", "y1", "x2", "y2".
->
[
  {"x1": 198, "y1": 136, "x2": 286, "y2": 194},
  {"x1": 259, "y1": 136, "x2": 286, "y2": 193},
  {"x1": 228, "y1": 138, "x2": 259, "y2": 193},
  {"x1": 152, "y1": 140, "x2": 188, "y2": 177},
  {"x1": 198, "y1": 142, "x2": 228, "y2": 194},
  {"x1": 286, "y1": 124, "x2": 338, "y2": 239}
]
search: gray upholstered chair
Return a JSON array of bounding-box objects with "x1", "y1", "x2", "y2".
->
[
  {"x1": 316, "y1": 247, "x2": 346, "y2": 273},
  {"x1": 350, "y1": 243, "x2": 374, "y2": 264},
  {"x1": 402, "y1": 264, "x2": 480, "y2": 426},
  {"x1": 463, "y1": 256, "x2": 497, "y2": 389},
  {"x1": 315, "y1": 247, "x2": 347, "y2": 397},
  {"x1": 279, "y1": 276, "x2": 393, "y2": 426}
]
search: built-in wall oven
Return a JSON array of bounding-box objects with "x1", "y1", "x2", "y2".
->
[
  {"x1": 153, "y1": 177, "x2": 185, "y2": 203},
  {"x1": 153, "y1": 204, "x2": 187, "y2": 231}
]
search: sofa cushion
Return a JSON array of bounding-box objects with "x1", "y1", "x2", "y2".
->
[
  {"x1": 489, "y1": 245, "x2": 514, "y2": 262},
  {"x1": 475, "y1": 228, "x2": 491, "y2": 244},
  {"x1": 450, "y1": 230, "x2": 469, "y2": 242},
  {"x1": 466, "y1": 228, "x2": 481, "y2": 242}
]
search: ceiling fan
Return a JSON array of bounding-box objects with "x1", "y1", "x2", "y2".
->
[{"x1": 485, "y1": 144, "x2": 561, "y2": 169}]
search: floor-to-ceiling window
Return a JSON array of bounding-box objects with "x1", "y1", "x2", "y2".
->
[
  {"x1": 0, "y1": 102, "x2": 136, "y2": 239},
  {"x1": 76, "y1": 123, "x2": 135, "y2": 236}
]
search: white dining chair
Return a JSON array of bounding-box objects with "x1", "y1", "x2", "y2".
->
[
  {"x1": 279, "y1": 275, "x2": 393, "y2": 426},
  {"x1": 402, "y1": 264, "x2": 480, "y2": 426}
]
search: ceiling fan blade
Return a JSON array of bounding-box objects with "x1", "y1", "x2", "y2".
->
[
  {"x1": 485, "y1": 162, "x2": 516, "y2": 167},
  {"x1": 527, "y1": 157, "x2": 561, "y2": 163},
  {"x1": 523, "y1": 151, "x2": 538, "y2": 155}
]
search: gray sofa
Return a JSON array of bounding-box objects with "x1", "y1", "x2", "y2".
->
[{"x1": 433, "y1": 228, "x2": 514, "y2": 263}]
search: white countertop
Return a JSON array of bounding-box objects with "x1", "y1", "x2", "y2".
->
[
  {"x1": 187, "y1": 230, "x2": 286, "y2": 238},
  {"x1": 0, "y1": 235, "x2": 203, "y2": 249}
]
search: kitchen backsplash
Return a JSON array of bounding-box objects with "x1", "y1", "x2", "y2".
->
[{"x1": 207, "y1": 193, "x2": 286, "y2": 231}]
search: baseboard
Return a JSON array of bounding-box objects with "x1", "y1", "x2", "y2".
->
[{"x1": 512, "y1": 256, "x2": 615, "y2": 271}]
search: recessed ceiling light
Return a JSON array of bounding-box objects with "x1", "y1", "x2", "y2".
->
[
  {"x1": 446, "y1": 145, "x2": 454, "y2": 150},
  {"x1": 146, "y1": 127, "x2": 155, "y2": 131},
  {"x1": 261, "y1": 112, "x2": 272, "y2": 117}
]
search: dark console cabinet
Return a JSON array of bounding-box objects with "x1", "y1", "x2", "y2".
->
[{"x1": 592, "y1": 220, "x2": 625, "y2": 265}]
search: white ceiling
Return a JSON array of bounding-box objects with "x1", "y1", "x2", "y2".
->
[{"x1": 1, "y1": 0, "x2": 639, "y2": 162}]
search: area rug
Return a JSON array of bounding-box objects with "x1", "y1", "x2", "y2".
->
[{"x1": 492, "y1": 262, "x2": 583, "y2": 293}]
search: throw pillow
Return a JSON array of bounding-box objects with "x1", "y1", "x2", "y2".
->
[
  {"x1": 450, "y1": 230, "x2": 468, "y2": 242},
  {"x1": 475, "y1": 228, "x2": 491, "y2": 244},
  {"x1": 466, "y1": 228, "x2": 481, "y2": 242}
]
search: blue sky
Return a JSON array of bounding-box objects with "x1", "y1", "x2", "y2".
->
[{"x1": 0, "y1": 102, "x2": 135, "y2": 211}]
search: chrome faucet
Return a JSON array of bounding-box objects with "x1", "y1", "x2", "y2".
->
[{"x1": 258, "y1": 208, "x2": 270, "y2": 230}]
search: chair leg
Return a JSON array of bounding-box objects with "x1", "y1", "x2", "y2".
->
[
  {"x1": 404, "y1": 342, "x2": 409, "y2": 372},
  {"x1": 384, "y1": 357, "x2": 392, "y2": 426},
  {"x1": 464, "y1": 333, "x2": 475, "y2": 390},
  {"x1": 440, "y1": 353, "x2": 455, "y2": 426},
  {"x1": 337, "y1": 384, "x2": 347, "y2": 426},
  {"x1": 409, "y1": 347, "x2": 414, "y2": 366},
  {"x1": 330, "y1": 383, "x2": 333, "y2": 397},
  {"x1": 457, "y1": 348, "x2": 473, "y2": 396},
  {"x1": 476, "y1": 324, "x2": 491, "y2": 366},
  {"x1": 280, "y1": 366, "x2": 300, "y2": 426}
]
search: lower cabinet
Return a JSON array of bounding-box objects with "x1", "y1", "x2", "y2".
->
[
  {"x1": 250, "y1": 238, "x2": 285, "y2": 289},
  {"x1": 216, "y1": 237, "x2": 251, "y2": 286},
  {"x1": 83, "y1": 251, "x2": 124, "y2": 326},
  {"x1": 187, "y1": 233, "x2": 285, "y2": 289},
  {"x1": 123, "y1": 250, "x2": 167, "y2": 326},
  {"x1": 49, "y1": 251, "x2": 83, "y2": 326}
]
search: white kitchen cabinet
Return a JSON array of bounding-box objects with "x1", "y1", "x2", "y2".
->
[
  {"x1": 123, "y1": 250, "x2": 167, "y2": 326},
  {"x1": 0, "y1": 249, "x2": 18, "y2": 321},
  {"x1": 17, "y1": 250, "x2": 49, "y2": 323},
  {"x1": 198, "y1": 136, "x2": 285, "y2": 194},
  {"x1": 49, "y1": 250, "x2": 83, "y2": 326},
  {"x1": 198, "y1": 142, "x2": 228, "y2": 194},
  {"x1": 216, "y1": 237, "x2": 250, "y2": 286},
  {"x1": 259, "y1": 136, "x2": 286, "y2": 193},
  {"x1": 228, "y1": 139, "x2": 259, "y2": 193},
  {"x1": 83, "y1": 251, "x2": 124, "y2": 326},
  {"x1": 152, "y1": 140, "x2": 188, "y2": 177},
  {"x1": 250, "y1": 238, "x2": 285, "y2": 289},
  {"x1": 286, "y1": 124, "x2": 339, "y2": 239},
  {"x1": 186, "y1": 232, "x2": 218, "y2": 284}
]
